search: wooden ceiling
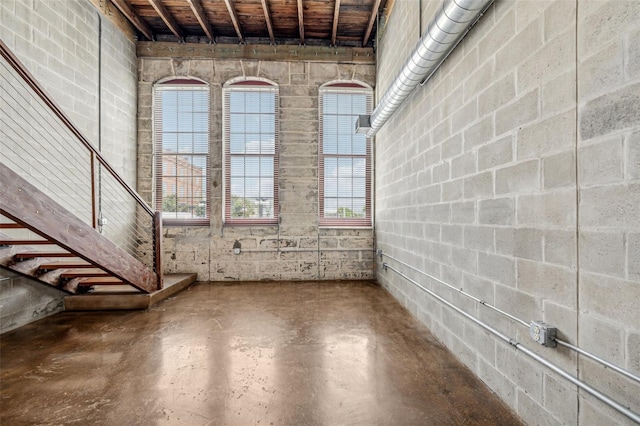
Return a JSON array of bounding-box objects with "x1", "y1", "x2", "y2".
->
[{"x1": 110, "y1": 0, "x2": 389, "y2": 47}]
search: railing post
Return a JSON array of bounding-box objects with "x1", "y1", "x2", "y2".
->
[
  {"x1": 90, "y1": 153, "x2": 97, "y2": 229},
  {"x1": 154, "y1": 211, "x2": 163, "y2": 289}
]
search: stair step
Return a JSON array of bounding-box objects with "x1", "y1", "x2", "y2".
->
[
  {"x1": 60, "y1": 271, "x2": 110, "y2": 279},
  {"x1": 1, "y1": 240, "x2": 54, "y2": 246},
  {"x1": 0, "y1": 223, "x2": 24, "y2": 229},
  {"x1": 15, "y1": 252, "x2": 75, "y2": 260},
  {"x1": 78, "y1": 277, "x2": 124, "y2": 286},
  {"x1": 39, "y1": 263, "x2": 94, "y2": 271}
]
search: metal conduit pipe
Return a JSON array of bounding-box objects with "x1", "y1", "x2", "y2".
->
[
  {"x1": 379, "y1": 251, "x2": 640, "y2": 386},
  {"x1": 382, "y1": 263, "x2": 640, "y2": 424},
  {"x1": 364, "y1": 0, "x2": 493, "y2": 137}
]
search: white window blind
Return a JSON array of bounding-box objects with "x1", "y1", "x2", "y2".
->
[
  {"x1": 223, "y1": 81, "x2": 279, "y2": 225},
  {"x1": 153, "y1": 80, "x2": 210, "y2": 226},
  {"x1": 319, "y1": 83, "x2": 372, "y2": 227}
]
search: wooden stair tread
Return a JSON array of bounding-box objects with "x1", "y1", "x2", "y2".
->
[
  {"x1": 39, "y1": 263, "x2": 94, "y2": 270},
  {"x1": 78, "y1": 277, "x2": 124, "y2": 285},
  {"x1": 0, "y1": 240, "x2": 52, "y2": 245},
  {"x1": 60, "y1": 271, "x2": 110, "y2": 278},
  {"x1": 0, "y1": 223, "x2": 24, "y2": 229},
  {"x1": 15, "y1": 252, "x2": 75, "y2": 259}
]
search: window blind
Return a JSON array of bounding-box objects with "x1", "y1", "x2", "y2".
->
[
  {"x1": 153, "y1": 80, "x2": 210, "y2": 226},
  {"x1": 223, "y1": 81, "x2": 279, "y2": 226},
  {"x1": 319, "y1": 84, "x2": 373, "y2": 227}
]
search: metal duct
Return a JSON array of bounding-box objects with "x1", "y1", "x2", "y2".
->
[{"x1": 366, "y1": 0, "x2": 494, "y2": 137}]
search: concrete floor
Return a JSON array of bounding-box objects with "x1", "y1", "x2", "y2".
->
[{"x1": 0, "y1": 281, "x2": 522, "y2": 425}]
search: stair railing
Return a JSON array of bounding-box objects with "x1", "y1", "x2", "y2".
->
[{"x1": 0, "y1": 39, "x2": 162, "y2": 289}]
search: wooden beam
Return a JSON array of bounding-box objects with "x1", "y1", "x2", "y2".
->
[
  {"x1": 0, "y1": 163, "x2": 159, "y2": 293},
  {"x1": 260, "y1": 0, "x2": 275, "y2": 45},
  {"x1": 186, "y1": 0, "x2": 214, "y2": 42},
  {"x1": 223, "y1": 0, "x2": 244, "y2": 43},
  {"x1": 137, "y1": 41, "x2": 376, "y2": 64},
  {"x1": 362, "y1": 0, "x2": 382, "y2": 47},
  {"x1": 89, "y1": 0, "x2": 136, "y2": 40},
  {"x1": 331, "y1": 0, "x2": 341, "y2": 46},
  {"x1": 109, "y1": 0, "x2": 154, "y2": 40},
  {"x1": 148, "y1": 0, "x2": 184, "y2": 41},
  {"x1": 297, "y1": 0, "x2": 305, "y2": 44}
]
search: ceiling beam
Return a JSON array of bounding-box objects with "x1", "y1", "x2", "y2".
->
[
  {"x1": 260, "y1": 0, "x2": 275, "y2": 45},
  {"x1": 223, "y1": 0, "x2": 245, "y2": 43},
  {"x1": 148, "y1": 0, "x2": 184, "y2": 41},
  {"x1": 109, "y1": 0, "x2": 154, "y2": 40},
  {"x1": 138, "y1": 41, "x2": 376, "y2": 64},
  {"x1": 331, "y1": 0, "x2": 341, "y2": 46},
  {"x1": 362, "y1": 0, "x2": 382, "y2": 47},
  {"x1": 186, "y1": 0, "x2": 214, "y2": 42},
  {"x1": 297, "y1": 0, "x2": 305, "y2": 44}
]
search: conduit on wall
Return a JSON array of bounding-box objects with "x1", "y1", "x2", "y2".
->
[
  {"x1": 379, "y1": 253, "x2": 640, "y2": 424},
  {"x1": 363, "y1": 0, "x2": 493, "y2": 137}
]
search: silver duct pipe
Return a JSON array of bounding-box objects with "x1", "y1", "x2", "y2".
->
[{"x1": 364, "y1": 0, "x2": 493, "y2": 137}]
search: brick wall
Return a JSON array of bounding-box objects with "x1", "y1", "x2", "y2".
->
[
  {"x1": 375, "y1": 0, "x2": 639, "y2": 424},
  {"x1": 137, "y1": 58, "x2": 376, "y2": 281}
]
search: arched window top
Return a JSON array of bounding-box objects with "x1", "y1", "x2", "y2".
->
[
  {"x1": 155, "y1": 76, "x2": 208, "y2": 87},
  {"x1": 224, "y1": 76, "x2": 278, "y2": 88},
  {"x1": 320, "y1": 80, "x2": 373, "y2": 92}
]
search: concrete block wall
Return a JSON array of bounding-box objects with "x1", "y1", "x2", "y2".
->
[
  {"x1": 137, "y1": 58, "x2": 376, "y2": 281},
  {"x1": 375, "y1": 0, "x2": 639, "y2": 424},
  {"x1": 1, "y1": 0, "x2": 138, "y2": 331},
  {"x1": 0, "y1": 270, "x2": 64, "y2": 334}
]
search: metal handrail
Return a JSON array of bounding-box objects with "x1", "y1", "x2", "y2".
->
[
  {"x1": 0, "y1": 39, "x2": 153, "y2": 217},
  {"x1": 1, "y1": 39, "x2": 162, "y2": 286}
]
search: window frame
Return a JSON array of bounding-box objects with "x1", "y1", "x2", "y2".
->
[
  {"x1": 222, "y1": 78, "x2": 280, "y2": 226},
  {"x1": 153, "y1": 78, "x2": 211, "y2": 227},
  {"x1": 319, "y1": 82, "x2": 373, "y2": 227}
]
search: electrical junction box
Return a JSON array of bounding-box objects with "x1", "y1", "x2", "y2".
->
[{"x1": 529, "y1": 321, "x2": 557, "y2": 347}]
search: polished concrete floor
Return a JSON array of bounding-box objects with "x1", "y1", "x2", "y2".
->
[{"x1": 0, "y1": 281, "x2": 522, "y2": 425}]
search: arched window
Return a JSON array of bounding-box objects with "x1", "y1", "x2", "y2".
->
[
  {"x1": 319, "y1": 82, "x2": 373, "y2": 227},
  {"x1": 223, "y1": 78, "x2": 279, "y2": 225},
  {"x1": 153, "y1": 78, "x2": 210, "y2": 226}
]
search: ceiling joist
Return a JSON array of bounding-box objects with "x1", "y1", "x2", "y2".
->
[
  {"x1": 110, "y1": 0, "x2": 154, "y2": 41},
  {"x1": 148, "y1": 0, "x2": 184, "y2": 41},
  {"x1": 186, "y1": 0, "x2": 214, "y2": 42},
  {"x1": 362, "y1": 0, "x2": 382, "y2": 47},
  {"x1": 331, "y1": 0, "x2": 341, "y2": 46},
  {"x1": 224, "y1": 0, "x2": 245, "y2": 43},
  {"x1": 260, "y1": 0, "x2": 275, "y2": 45},
  {"x1": 297, "y1": 0, "x2": 305, "y2": 45}
]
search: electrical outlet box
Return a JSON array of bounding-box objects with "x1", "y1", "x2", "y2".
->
[{"x1": 529, "y1": 321, "x2": 557, "y2": 347}]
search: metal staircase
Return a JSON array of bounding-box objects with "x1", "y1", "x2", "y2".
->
[{"x1": 0, "y1": 40, "x2": 194, "y2": 306}]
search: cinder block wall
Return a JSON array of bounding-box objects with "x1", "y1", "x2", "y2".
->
[
  {"x1": 375, "y1": 0, "x2": 639, "y2": 424},
  {"x1": 137, "y1": 58, "x2": 376, "y2": 281},
  {"x1": 0, "y1": 0, "x2": 138, "y2": 331}
]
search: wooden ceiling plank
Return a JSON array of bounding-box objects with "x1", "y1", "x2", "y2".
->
[
  {"x1": 331, "y1": 0, "x2": 341, "y2": 46},
  {"x1": 297, "y1": 0, "x2": 305, "y2": 44},
  {"x1": 260, "y1": 0, "x2": 275, "y2": 44},
  {"x1": 362, "y1": 0, "x2": 382, "y2": 47},
  {"x1": 223, "y1": 0, "x2": 245, "y2": 43},
  {"x1": 109, "y1": 0, "x2": 154, "y2": 40},
  {"x1": 148, "y1": 0, "x2": 184, "y2": 41},
  {"x1": 186, "y1": 0, "x2": 214, "y2": 42}
]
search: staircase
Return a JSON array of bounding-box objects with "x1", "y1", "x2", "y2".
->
[{"x1": 0, "y1": 40, "x2": 195, "y2": 310}]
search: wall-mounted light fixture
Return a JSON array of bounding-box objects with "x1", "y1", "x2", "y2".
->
[{"x1": 233, "y1": 240, "x2": 241, "y2": 255}]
